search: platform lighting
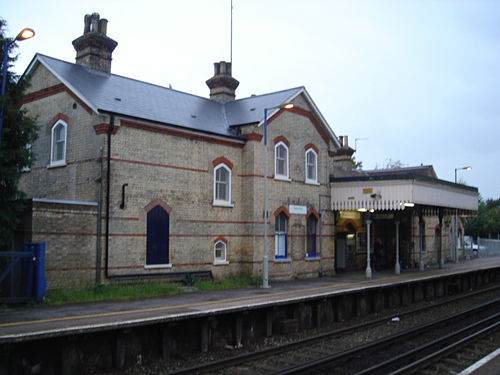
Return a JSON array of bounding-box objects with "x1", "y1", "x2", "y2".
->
[
  {"x1": 1, "y1": 27, "x2": 35, "y2": 147},
  {"x1": 357, "y1": 208, "x2": 367, "y2": 212},
  {"x1": 404, "y1": 202, "x2": 415, "y2": 207},
  {"x1": 452, "y1": 166, "x2": 472, "y2": 263},
  {"x1": 261, "y1": 103, "x2": 294, "y2": 289},
  {"x1": 454, "y1": 166, "x2": 472, "y2": 184}
]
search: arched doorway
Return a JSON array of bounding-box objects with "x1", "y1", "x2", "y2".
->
[{"x1": 146, "y1": 205, "x2": 169, "y2": 265}]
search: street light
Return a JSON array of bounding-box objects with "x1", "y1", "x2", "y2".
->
[
  {"x1": 454, "y1": 166, "x2": 472, "y2": 183},
  {"x1": 1, "y1": 27, "x2": 35, "y2": 146},
  {"x1": 261, "y1": 103, "x2": 294, "y2": 288},
  {"x1": 452, "y1": 165, "x2": 472, "y2": 263}
]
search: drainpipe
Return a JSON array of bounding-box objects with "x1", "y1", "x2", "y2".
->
[
  {"x1": 95, "y1": 147, "x2": 104, "y2": 284},
  {"x1": 104, "y1": 115, "x2": 114, "y2": 279}
]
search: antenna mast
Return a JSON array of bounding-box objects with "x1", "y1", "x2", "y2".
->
[{"x1": 230, "y1": 0, "x2": 233, "y2": 64}]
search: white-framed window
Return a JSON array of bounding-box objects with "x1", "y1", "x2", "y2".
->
[
  {"x1": 305, "y1": 148, "x2": 318, "y2": 184},
  {"x1": 275, "y1": 212, "x2": 288, "y2": 258},
  {"x1": 213, "y1": 163, "x2": 232, "y2": 206},
  {"x1": 50, "y1": 120, "x2": 67, "y2": 166},
  {"x1": 275, "y1": 141, "x2": 289, "y2": 180},
  {"x1": 214, "y1": 240, "x2": 228, "y2": 264}
]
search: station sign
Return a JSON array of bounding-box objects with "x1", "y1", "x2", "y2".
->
[{"x1": 289, "y1": 205, "x2": 307, "y2": 215}]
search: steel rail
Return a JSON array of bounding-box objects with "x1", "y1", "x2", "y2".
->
[
  {"x1": 168, "y1": 286, "x2": 500, "y2": 375},
  {"x1": 388, "y1": 321, "x2": 499, "y2": 375},
  {"x1": 274, "y1": 299, "x2": 499, "y2": 375},
  {"x1": 356, "y1": 315, "x2": 500, "y2": 375}
]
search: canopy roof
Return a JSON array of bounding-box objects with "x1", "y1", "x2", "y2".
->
[{"x1": 331, "y1": 173, "x2": 478, "y2": 214}]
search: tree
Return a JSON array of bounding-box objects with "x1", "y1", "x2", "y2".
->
[
  {"x1": 0, "y1": 19, "x2": 38, "y2": 248},
  {"x1": 465, "y1": 197, "x2": 500, "y2": 239},
  {"x1": 374, "y1": 158, "x2": 407, "y2": 170},
  {"x1": 350, "y1": 155, "x2": 363, "y2": 170}
]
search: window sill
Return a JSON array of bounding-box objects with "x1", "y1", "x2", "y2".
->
[
  {"x1": 305, "y1": 180, "x2": 320, "y2": 186},
  {"x1": 274, "y1": 176, "x2": 291, "y2": 182},
  {"x1": 47, "y1": 162, "x2": 67, "y2": 169},
  {"x1": 213, "y1": 201, "x2": 234, "y2": 208},
  {"x1": 305, "y1": 255, "x2": 320, "y2": 261},
  {"x1": 213, "y1": 260, "x2": 229, "y2": 266},
  {"x1": 144, "y1": 263, "x2": 172, "y2": 269},
  {"x1": 274, "y1": 257, "x2": 291, "y2": 263}
]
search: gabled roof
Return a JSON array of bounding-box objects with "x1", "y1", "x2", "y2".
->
[{"x1": 25, "y1": 54, "x2": 338, "y2": 144}]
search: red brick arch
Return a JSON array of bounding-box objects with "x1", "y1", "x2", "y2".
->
[
  {"x1": 274, "y1": 205, "x2": 291, "y2": 219},
  {"x1": 212, "y1": 156, "x2": 234, "y2": 170},
  {"x1": 273, "y1": 136, "x2": 290, "y2": 148},
  {"x1": 144, "y1": 199, "x2": 172, "y2": 214},
  {"x1": 306, "y1": 208, "x2": 320, "y2": 220}
]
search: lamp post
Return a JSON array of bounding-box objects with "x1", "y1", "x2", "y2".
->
[
  {"x1": 261, "y1": 103, "x2": 294, "y2": 288},
  {"x1": 1, "y1": 28, "x2": 35, "y2": 147},
  {"x1": 452, "y1": 166, "x2": 472, "y2": 262},
  {"x1": 454, "y1": 166, "x2": 472, "y2": 184}
]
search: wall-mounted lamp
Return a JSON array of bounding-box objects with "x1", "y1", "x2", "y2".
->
[{"x1": 119, "y1": 183, "x2": 128, "y2": 209}]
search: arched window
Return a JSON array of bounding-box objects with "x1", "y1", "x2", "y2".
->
[
  {"x1": 50, "y1": 120, "x2": 67, "y2": 166},
  {"x1": 305, "y1": 148, "x2": 318, "y2": 184},
  {"x1": 275, "y1": 141, "x2": 289, "y2": 180},
  {"x1": 214, "y1": 240, "x2": 227, "y2": 264},
  {"x1": 275, "y1": 212, "x2": 288, "y2": 258},
  {"x1": 306, "y1": 214, "x2": 318, "y2": 257},
  {"x1": 213, "y1": 163, "x2": 232, "y2": 206}
]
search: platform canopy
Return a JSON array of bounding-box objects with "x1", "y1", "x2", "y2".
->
[{"x1": 331, "y1": 174, "x2": 478, "y2": 214}]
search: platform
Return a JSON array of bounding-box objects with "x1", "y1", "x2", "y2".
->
[{"x1": 1, "y1": 257, "x2": 499, "y2": 344}]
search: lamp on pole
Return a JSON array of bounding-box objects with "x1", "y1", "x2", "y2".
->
[
  {"x1": 454, "y1": 166, "x2": 472, "y2": 184},
  {"x1": 261, "y1": 103, "x2": 294, "y2": 288},
  {"x1": 1, "y1": 27, "x2": 35, "y2": 147},
  {"x1": 452, "y1": 166, "x2": 472, "y2": 262}
]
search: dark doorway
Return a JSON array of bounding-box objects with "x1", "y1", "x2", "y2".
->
[
  {"x1": 146, "y1": 205, "x2": 169, "y2": 265},
  {"x1": 336, "y1": 223, "x2": 357, "y2": 272}
]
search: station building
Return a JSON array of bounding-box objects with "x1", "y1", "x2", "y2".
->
[{"x1": 17, "y1": 13, "x2": 478, "y2": 289}]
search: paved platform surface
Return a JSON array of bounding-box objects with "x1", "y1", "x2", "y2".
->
[{"x1": 1, "y1": 257, "x2": 499, "y2": 344}]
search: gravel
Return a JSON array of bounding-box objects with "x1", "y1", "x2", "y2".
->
[{"x1": 94, "y1": 287, "x2": 499, "y2": 375}]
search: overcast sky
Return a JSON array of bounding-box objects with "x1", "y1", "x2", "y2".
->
[{"x1": 3, "y1": 0, "x2": 499, "y2": 199}]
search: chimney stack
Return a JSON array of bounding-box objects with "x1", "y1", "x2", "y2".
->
[
  {"x1": 206, "y1": 61, "x2": 239, "y2": 103},
  {"x1": 332, "y1": 135, "x2": 355, "y2": 170},
  {"x1": 72, "y1": 13, "x2": 118, "y2": 73}
]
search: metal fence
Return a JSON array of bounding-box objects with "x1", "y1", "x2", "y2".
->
[{"x1": 477, "y1": 238, "x2": 500, "y2": 257}]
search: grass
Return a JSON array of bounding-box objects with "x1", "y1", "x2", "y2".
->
[
  {"x1": 43, "y1": 281, "x2": 182, "y2": 305},
  {"x1": 41, "y1": 276, "x2": 261, "y2": 305},
  {"x1": 194, "y1": 275, "x2": 261, "y2": 290}
]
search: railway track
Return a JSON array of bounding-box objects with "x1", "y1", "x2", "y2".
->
[{"x1": 167, "y1": 287, "x2": 500, "y2": 375}]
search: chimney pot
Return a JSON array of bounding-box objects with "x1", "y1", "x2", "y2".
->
[
  {"x1": 206, "y1": 61, "x2": 239, "y2": 103},
  {"x1": 72, "y1": 12, "x2": 118, "y2": 73}
]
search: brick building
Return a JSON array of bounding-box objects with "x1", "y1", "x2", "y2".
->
[
  {"x1": 19, "y1": 13, "x2": 478, "y2": 289},
  {"x1": 19, "y1": 13, "x2": 345, "y2": 289}
]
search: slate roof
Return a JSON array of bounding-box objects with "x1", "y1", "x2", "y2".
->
[{"x1": 30, "y1": 54, "x2": 308, "y2": 139}]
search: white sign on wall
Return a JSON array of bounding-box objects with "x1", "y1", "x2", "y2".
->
[{"x1": 289, "y1": 205, "x2": 307, "y2": 215}]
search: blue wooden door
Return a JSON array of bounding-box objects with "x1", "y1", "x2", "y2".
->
[{"x1": 146, "y1": 206, "x2": 169, "y2": 265}]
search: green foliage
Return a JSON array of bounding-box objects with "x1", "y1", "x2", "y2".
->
[
  {"x1": 465, "y1": 197, "x2": 500, "y2": 238},
  {"x1": 374, "y1": 158, "x2": 407, "y2": 170},
  {"x1": 43, "y1": 282, "x2": 182, "y2": 305},
  {"x1": 184, "y1": 273, "x2": 197, "y2": 286},
  {"x1": 350, "y1": 156, "x2": 363, "y2": 170},
  {"x1": 0, "y1": 19, "x2": 38, "y2": 248}
]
